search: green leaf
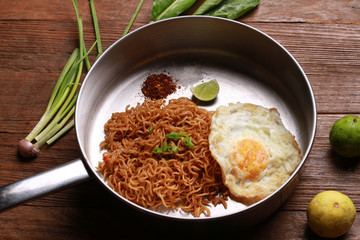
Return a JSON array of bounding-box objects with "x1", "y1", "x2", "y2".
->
[
  {"x1": 207, "y1": 0, "x2": 259, "y2": 19},
  {"x1": 152, "y1": 0, "x2": 197, "y2": 21},
  {"x1": 193, "y1": 0, "x2": 224, "y2": 15},
  {"x1": 151, "y1": 0, "x2": 175, "y2": 19}
]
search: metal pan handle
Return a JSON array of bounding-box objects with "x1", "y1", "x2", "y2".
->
[{"x1": 0, "y1": 158, "x2": 91, "y2": 211}]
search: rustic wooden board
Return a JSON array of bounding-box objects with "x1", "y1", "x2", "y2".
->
[{"x1": 0, "y1": 0, "x2": 359, "y2": 239}]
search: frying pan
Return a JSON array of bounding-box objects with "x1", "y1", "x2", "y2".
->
[{"x1": 0, "y1": 16, "x2": 316, "y2": 223}]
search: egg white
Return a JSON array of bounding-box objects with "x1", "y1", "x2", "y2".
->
[{"x1": 209, "y1": 102, "x2": 301, "y2": 205}]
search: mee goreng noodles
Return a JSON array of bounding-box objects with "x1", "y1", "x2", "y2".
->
[{"x1": 98, "y1": 97, "x2": 228, "y2": 217}]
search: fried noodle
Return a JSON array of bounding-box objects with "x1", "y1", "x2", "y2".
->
[{"x1": 98, "y1": 97, "x2": 228, "y2": 217}]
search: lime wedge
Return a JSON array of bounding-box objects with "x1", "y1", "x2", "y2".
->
[{"x1": 190, "y1": 79, "x2": 219, "y2": 101}]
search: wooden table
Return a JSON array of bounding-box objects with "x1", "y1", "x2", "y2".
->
[{"x1": 0, "y1": 0, "x2": 359, "y2": 239}]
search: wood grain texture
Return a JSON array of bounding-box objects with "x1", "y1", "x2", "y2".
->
[{"x1": 0, "y1": 0, "x2": 359, "y2": 239}]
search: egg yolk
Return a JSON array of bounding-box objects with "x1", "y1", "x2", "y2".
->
[{"x1": 231, "y1": 139, "x2": 269, "y2": 179}]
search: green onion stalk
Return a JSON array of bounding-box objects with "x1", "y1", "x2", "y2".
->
[
  {"x1": 122, "y1": 0, "x2": 145, "y2": 36},
  {"x1": 89, "y1": 0, "x2": 103, "y2": 58},
  {"x1": 18, "y1": 0, "x2": 102, "y2": 158},
  {"x1": 18, "y1": 0, "x2": 145, "y2": 158}
]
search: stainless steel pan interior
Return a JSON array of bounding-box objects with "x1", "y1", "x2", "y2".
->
[
  {"x1": 0, "y1": 16, "x2": 316, "y2": 224},
  {"x1": 76, "y1": 16, "x2": 316, "y2": 221}
]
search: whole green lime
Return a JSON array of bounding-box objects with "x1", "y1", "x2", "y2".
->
[
  {"x1": 307, "y1": 191, "x2": 356, "y2": 238},
  {"x1": 329, "y1": 115, "x2": 360, "y2": 158}
]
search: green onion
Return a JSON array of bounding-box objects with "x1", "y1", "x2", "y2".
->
[
  {"x1": 153, "y1": 143, "x2": 178, "y2": 154},
  {"x1": 162, "y1": 142, "x2": 169, "y2": 151},
  {"x1": 72, "y1": 0, "x2": 91, "y2": 71},
  {"x1": 183, "y1": 136, "x2": 194, "y2": 149},
  {"x1": 46, "y1": 119, "x2": 75, "y2": 145},
  {"x1": 165, "y1": 131, "x2": 186, "y2": 141},
  {"x1": 153, "y1": 147, "x2": 163, "y2": 154},
  {"x1": 75, "y1": 39, "x2": 98, "y2": 66},
  {"x1": 18, "y1": 0, "x2": 102, "y2": 158},
  {"x1": 35, "y1": 106, "x2": 75, "y2": 148},
  {"x1": 153, "y1": 131, "x2": 194, "y2": 155},
  {"x1": 34, "y1": 0, "x2": 85, "y2": 147},
  {"x1": 33, "y1": 40, "x2": 96, "y2": 146},
  {"x1": 24, "y1": 49, "x2": 79, "y2": 143},
  {"x1": 34, "y1": 93, "x2": 78, "y2": 144},
  {"x1": 170, "y1": 145, "x2": 178, "y2": 153},
  {"x1": 89, "y1": 0, "x2": 103, "y2": 58},
  {"x1": 122, "y1": 0, "x2": 145, "y2": 36}
]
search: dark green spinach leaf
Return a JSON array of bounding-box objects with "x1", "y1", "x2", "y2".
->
[
  {"x1": 207, "y1": 0, "x2": 259, "y2": 19},
  {"x1": 193, "y1": 0, "x2": 224, "y2": 15},
  {"x1": 152, "y1": 0, "x2": 197, "y2": 21},
  {"x1": 151, "y1": 0, "x2": 175, "y2": 19}
]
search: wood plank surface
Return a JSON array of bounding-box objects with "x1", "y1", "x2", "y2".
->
[{"x1": 0, "y1": 0, "x2": 359, "y2": 239}]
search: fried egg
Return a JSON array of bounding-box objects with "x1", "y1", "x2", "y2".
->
[{"x1": 209, "y1": 102, "x2": 301, "y2": 205}]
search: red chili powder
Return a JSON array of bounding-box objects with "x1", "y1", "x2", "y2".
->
[{"x1": 141, "y1": 73, "x2": 177, "y2": 100}]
